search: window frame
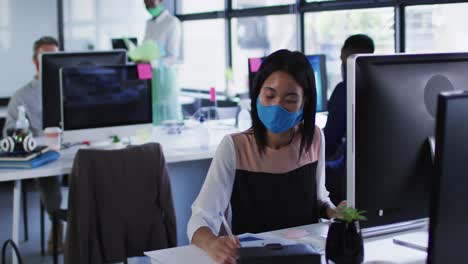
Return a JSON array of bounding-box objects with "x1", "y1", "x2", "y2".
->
[{"x1": 56, "y1": 0, "x2": 468, "y2": 96}]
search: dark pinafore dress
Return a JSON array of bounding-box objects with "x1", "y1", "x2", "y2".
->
[{"x1": 229, "y1": 126, "x2": 323, "y2": 234}]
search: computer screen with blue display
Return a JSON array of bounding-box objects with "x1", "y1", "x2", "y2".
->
[{"x1": 248, "y1": 54, "x2": 328, "y2": 112}]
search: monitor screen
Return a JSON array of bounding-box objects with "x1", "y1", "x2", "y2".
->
[
  {"x1": 248, "y1": 54, "x2": 327, "y2": 112},
  {"x1": 428, "y1": 91, "x2": 468, "y2": 263},
  {"x1": 347, "y1": 53, "x2": 468, "y2": 231},
  {"x1": 41, "y1": 51, "x2": 127, "y2": 129},
  {"x1": 60, "y1": 65, "x2": 152, "y2": 130},
  {"x1": 111, "y1": 37, "x2": 138, "y2": 51}
]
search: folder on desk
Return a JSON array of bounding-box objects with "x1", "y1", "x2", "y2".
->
[{"x1": 0, "y1": 150, "x2": 60, "y2": 169}]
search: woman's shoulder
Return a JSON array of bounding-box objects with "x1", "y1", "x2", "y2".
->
[
  {"x1": 230, "y1": 129, "x2": 255, "y2": 146},
  {"x1": 298, "y1": 125, "x2": 322, "y2": 161}
]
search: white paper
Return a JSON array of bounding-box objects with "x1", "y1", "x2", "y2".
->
[{"x1": 145, "y1": 245, "x2": 215, "y2": 264}]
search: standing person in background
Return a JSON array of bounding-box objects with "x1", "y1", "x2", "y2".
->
[
  {"x1": 143, "y1": 0, "x2": 183, "y2": 123},
  {"x1": 323, "y1": 34, "x2": 375, "y2": 205},
  {"x1": 144, "y1": 0, "x2": 181, "y2": 64},
  {"x1": 3, "y1": 36, "x2": 64, "y2": 253}
]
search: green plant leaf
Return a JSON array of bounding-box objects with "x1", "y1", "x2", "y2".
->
[{"x1": 338, "y1": 207, "x2": 367, "y2": 223}]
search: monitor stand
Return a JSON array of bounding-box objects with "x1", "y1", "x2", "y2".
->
[{"x1": 361, "y1": 218, "x2": 428, "y2": 238}]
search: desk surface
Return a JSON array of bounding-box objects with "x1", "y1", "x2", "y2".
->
[{"x1": 146, "y1": 223, "x2": 427, "y2": 264}]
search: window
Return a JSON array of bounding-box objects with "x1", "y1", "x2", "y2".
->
[
  {"x1": 179, "y1": 19, "x2": 227, "y2": 92},
  {"x1": 0, "y1": 0, "x2": 9, "y2": 51},
  {"x1": 64, "y1": 0, "x2": 148, "y2": 51},
  {"x1": 406, "y1": 3, "x2": 468, "y2": 53},
  {"x1": 233, "y1": 0, "x2": 294, "y2": 9},
  {"x1": 231, "y1": 14, "x2": 297, "y2": 93},
  {"x1": 304, "y1": 8, "x2": 395, "y2": 96},
  {"x1": 176, "y1": 0, "x2": 224, "y2": 14}
]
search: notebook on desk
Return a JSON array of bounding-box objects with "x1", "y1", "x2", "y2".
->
[{"x1": 0, "y1": 150, "x2": 60, "y2": 169}]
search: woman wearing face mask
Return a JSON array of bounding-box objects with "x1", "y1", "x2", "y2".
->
[{"x1": 187, "y1": 49, "x2": 345, "y2": 264}]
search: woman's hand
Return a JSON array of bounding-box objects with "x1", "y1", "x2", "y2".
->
[
  {"x1": 327, "y1": 200, "x2": 348, "y2": 219},
  {"x1": 205, "y1": 236, "x2": 240, "y2": 264},
  {"x1": 192, "y1": 227, "x2": 240, "y2": 264}
]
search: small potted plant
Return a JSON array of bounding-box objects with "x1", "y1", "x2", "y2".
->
[{"x1": 326, "y1": 207, "x2": 366, "y2": 264}]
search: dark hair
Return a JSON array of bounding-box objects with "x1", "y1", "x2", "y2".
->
[
  {"x1": 250, "y1": 49, "x2": 316, "y2": 155},
  {"x1": 343, "y1": 34, "x2": 375, "y2": 53},
  {"x1": 33, "y1": 36, "x2": 59, "y2": 60}
]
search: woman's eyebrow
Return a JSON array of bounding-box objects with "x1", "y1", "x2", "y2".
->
[
  {"x1": 263, "y1": 86, "x2": 276, "y2": 92},
  {"x1": 285, "y1": 92, "x2": 299, "y2": 97}
]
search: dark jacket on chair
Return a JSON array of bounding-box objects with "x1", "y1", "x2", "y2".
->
[{"x1": 65, "y1": 143, "x2": 177, "y2": 264}]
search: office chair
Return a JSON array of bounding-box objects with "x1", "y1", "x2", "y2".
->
[{"x1": 55, "y1": 143, "x2": 177, "y2": 264}]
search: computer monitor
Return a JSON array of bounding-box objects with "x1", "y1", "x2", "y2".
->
[
  {"x1": 59, "y1": 65, "x2": 153, "y2": 143},
  {"x1": 111, "y1": 37, "x2": 138, "y2": 51},
  {"x1": 41, "y1": 51, "x2": 127, "y2": 129},
  {"x1": 347, "y1": 53, "x2": 468, "y2": 236},
  {"x1": 427, "y1": 91, "x2": 468, "y2": 263},
  {"x1": 248, "y1": 54, "x2": 328, "y2": 112}
]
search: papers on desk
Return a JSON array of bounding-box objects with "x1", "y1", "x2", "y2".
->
[
  {"x1": 146, "y1": 245, "x2": 214, "y2": 264},
  {"x1": 265, "y1": 225, "x2": 329, "y2": 254}
]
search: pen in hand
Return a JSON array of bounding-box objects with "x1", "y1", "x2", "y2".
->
[{"x1": 219, "y1": 212, "x2": 240, "y2": 247}]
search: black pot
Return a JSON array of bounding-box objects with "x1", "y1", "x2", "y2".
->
[{"x1": 325, "y1": 219, "x2": 364, "y2": 264}]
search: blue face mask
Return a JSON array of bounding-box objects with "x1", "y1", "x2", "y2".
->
[{"x1": 256, "y1": 98, "x2": 303, "y2": 134}]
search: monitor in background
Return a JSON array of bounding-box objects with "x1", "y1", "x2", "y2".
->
[
  {"x1": 111, "y1": 37, "x2": 138, "y2": 51},
  {"x1": 60, "y1": 65, "x2": 152, "y2": 143},
  {"x1": 427, "y1": 91, "x2": 468, "y2": 263},
  {"x1": 248, "y1": 54, "x2": 328, "y2": 112},
  {"x1": 347, "y1": 53, "x2": 468, "y2": 236},
  {"x1": 41, "y1": 51, "x2": 127, "y2": 129}
]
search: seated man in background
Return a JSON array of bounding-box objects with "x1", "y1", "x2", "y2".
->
[
  {"x1": 3, "y1": 36, "x2": 63, "y2": 253},
  {"x1": 324, "y1": 34, "x2": 375, "y2": 205}
]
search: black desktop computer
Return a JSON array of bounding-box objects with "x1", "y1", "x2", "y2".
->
[
  {"x1": 41, "y1": 51, "x2": 127, "y2": 129},
  {"x1": 248, "y1": 54, "x2": 328, "y2": 112},
  {"x1": 427, "y1": 91, "x2": 468, "y2": 263},
  {"x1": 346, "y1": 53, "x2": 468, "y2": 236}
]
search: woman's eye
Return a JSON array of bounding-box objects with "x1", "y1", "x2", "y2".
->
[
  {"x1": 265, "y1": 95, "x2": 275, "y2": 99},
  {"x1": 286, "y1": 99, "x2": 298, "y2": 104}
]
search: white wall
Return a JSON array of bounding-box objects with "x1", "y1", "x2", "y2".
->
[{"x1": 0, "y1": 0, "x2": 58, "y2": 98}]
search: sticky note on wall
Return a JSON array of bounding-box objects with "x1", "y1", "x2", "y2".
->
[
  {"x1": 249, "y1": 58, "x2": 262, "y2": 72},
  {"x1": 137, "y1": 63, "x2": 152, "y2": 80}
]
